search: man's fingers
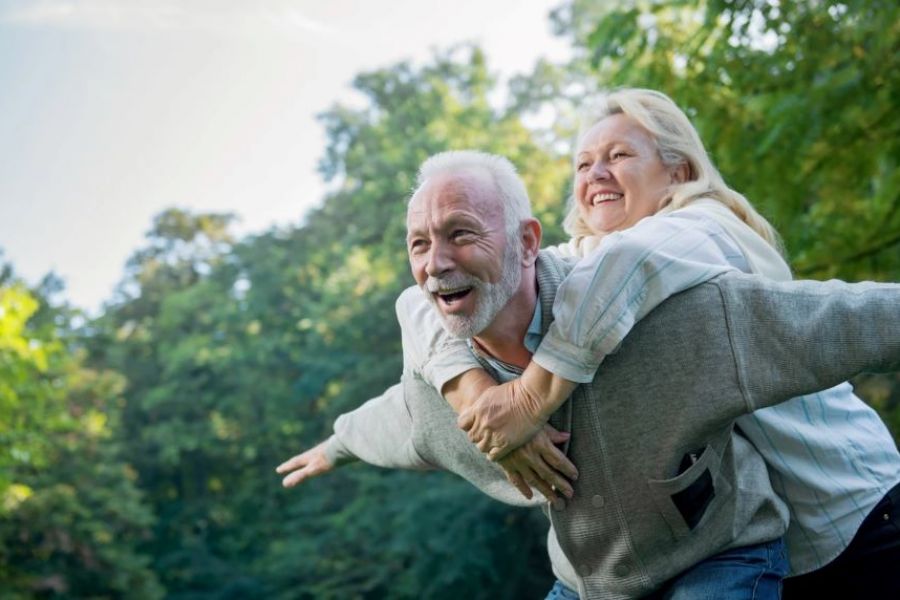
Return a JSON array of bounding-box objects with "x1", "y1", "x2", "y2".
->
[
  {"x1": 282, "y1": 457, "x2": 333, "y2": 487},
  {"x1": 522, "y1": 449, "x2": 572, "y2": 499},
  {"x1": 539, "y1": 465, "x2": 574, "y2": 499},
  {"x1": 276, "y1": 453, "x2": 308, "y2": 474},
  {"x1": 540, "y1": 444, "x2": 579, "y2": 482},
  {"x1": 501, "y1": 460, "x2": 551, "y2": 501},
  {"x1": 543, "y1": 424, "x2": 571, "y2": 445},
  {"x1": 506, "y1": 471, "x2": 533, "y2": 500},
  {"x1": 282, "y1": 468, "x2": 310, "y2": 488},
  {"x1": 520, "y1": 466, "x2": 556, "y2": 502}
]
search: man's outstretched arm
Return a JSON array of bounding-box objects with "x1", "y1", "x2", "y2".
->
[
  {"x1": 718, "y1": 275, "x2": 900, "y2": 411},
  {"x1": 276, "y1": 377, "x2": 576, "y2": 500},
  {"x1": 276, "y1": 383, "x2": 431, "y2": 489}
]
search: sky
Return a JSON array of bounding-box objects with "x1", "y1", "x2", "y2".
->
[{"x1": 0, "y1": 0, "x2": 571, "y2": 314}]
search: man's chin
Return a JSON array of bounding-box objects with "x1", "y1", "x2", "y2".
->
[{"x1": 439, "y1": 314, "x2": 481, "y2": 339}]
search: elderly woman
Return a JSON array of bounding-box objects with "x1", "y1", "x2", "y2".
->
[{"x1": 446, "y1": 88, "x2": 900, "y2": 598}]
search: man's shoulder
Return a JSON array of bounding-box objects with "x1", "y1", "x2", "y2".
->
[{"x1": 537, "y1": 249, "x2": 576, "y2": 279}]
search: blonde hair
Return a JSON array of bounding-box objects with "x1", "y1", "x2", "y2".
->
[{"x1": 563, "y1": 88, "x2": 782, "y2": 252}]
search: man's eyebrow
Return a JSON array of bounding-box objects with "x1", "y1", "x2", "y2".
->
[{"x1": 443, "y1": 208, "x2": 485, "y2": 225}]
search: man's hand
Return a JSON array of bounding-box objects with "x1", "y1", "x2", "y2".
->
[
  {"x1": 457, "y1": 362, "x2": 577, "y2": 460},
  {"x1": 498, "y1": 424, "x2": 578, "y2": 501},
  {"x1": 276, "y1": 440, "x2": 335, "y2": 488}
]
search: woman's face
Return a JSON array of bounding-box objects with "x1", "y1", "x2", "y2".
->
[{"x1": 574, "y1": 113, "x2": 678, "y2": 235}]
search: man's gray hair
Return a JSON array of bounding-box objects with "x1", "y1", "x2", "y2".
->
[{"x1": 414, "y1": 150, "x2": 532, "y2": 238}]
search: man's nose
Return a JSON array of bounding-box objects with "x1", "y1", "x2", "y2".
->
[{"x1": 425, "y1": 240, "x2": 454, "y2": 277}]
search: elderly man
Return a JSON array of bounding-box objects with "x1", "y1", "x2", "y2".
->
[{"x1": 277, "y1": 151, "x2": 900, "y2": 599}]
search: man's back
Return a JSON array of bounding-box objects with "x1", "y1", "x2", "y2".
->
[
  {"x1": 399, "y1": 255, "x2": 900, "y2": 598},
  {"x1": 404, "y1": 255, "x2": 786, "y2": 598}
]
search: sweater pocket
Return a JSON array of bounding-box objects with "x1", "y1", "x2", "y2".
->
[{"x1": 647, "y1": 444, "x2": 732, "y2": 539}]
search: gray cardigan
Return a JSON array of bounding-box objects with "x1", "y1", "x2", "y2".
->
[{"x1": 326, "y1": 253, "x2": 900, "y2": 599}]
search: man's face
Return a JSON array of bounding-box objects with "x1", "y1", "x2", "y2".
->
[{"x1": 406, "y1": 171, "x2": 522, "y2": 338}]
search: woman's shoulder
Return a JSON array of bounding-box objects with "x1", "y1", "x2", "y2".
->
[
  {"x1": 665, "y1": 198, "x2": 738, "y2": 222},
  {"x1": 544, "y1": 236, "x2": 605, "y2": 258}
]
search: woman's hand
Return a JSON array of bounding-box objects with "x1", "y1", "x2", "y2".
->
[
  {"x1": 498, "y1": 424, "x2": 578, "y2": 501},
  {"x1": 457, "y1": 362, "x2": 577, "y2": 460},
  {"x1": 276, "y1": 440, "x2": 335, "y2": 488}
]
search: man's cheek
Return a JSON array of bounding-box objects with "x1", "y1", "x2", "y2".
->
[{"x1": 408, "y1": 257, "x2": 424, "y2": 283}]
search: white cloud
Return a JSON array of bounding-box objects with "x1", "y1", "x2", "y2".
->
[{"x1": 0, "y1": 0, "x2": 337, "y2": 37}]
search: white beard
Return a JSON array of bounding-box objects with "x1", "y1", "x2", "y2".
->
[{"x1": 422, "y1": 242, "x2": 522, "y2": 339}]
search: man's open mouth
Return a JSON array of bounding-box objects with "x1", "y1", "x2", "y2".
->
[{"x1": 435, "y1": 287, "x2": 473, "y2": 306}]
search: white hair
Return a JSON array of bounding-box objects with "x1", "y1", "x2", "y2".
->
[
  {"x1": 564, "y1": 88, "x2": 783, "y2": 253},
  {"x1": 414, "y1": 150, "x2": 532, "y2": 239}
]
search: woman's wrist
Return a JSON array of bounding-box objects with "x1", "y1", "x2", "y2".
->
[
  {"x1": 442, "y1": 368, "x2": 497, "y2": 414},
  {"x1": 520, "y1": 361, "x2": 578, "y2": 421}
]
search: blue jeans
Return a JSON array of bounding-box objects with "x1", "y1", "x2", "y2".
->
[
  {"x1": 544, "y1": 580, "x2": 579, "y2": 600},
  {"x1": 544, "y1": 538, "x2": 788, "y2": 600}
]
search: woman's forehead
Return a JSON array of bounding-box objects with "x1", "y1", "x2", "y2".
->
[{"x1": 577, "y1": 113, "x2": 655, "y2": 152}]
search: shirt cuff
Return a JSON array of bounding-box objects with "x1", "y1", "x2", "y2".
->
[
  {"x1": 532, "y1": 322, "x2": 622, "y2": 383},
  {"x1": 323, "y1": 433, "x2": 358, "y2": 467},
  {"x1": 421, "y1": 343, "x2": 482, "y2": 393}
]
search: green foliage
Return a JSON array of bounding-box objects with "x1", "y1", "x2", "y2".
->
[
  {"x1": 541, "y1": 0, "x2": 900, "y2": 436},
  {"x1": 3, "y1": 2, "x2": 898, "y2": 595},
  {"x1": 0, "y1": 279, "x2": 162, "y2": 598},
  {"x1": 551, "y1": 0, "x2": 900, "y2": 281},
  {"x1": 70, "y1": 48, "x2": 563, "y2": 597}
]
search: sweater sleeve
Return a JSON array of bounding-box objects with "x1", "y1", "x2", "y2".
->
[
  {"x1": 716, "y1": 275, "x2": 900, "y2": 411},
  {"x1": 533, "y1": 209, "x2": 743, "y2": 383},
  {"x1": 396, "y1": 286, "x2": 482, "y2": 392},
  {"x1": 330, "y1": 382, "x2": 433, "y2": 470}
]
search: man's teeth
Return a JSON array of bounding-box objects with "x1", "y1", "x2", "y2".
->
[
  {"x1": 438, "y1": 287, "x2": 470, "y2": 295},
  {"x1": 592, "y1": 192, "x2": 622, "y2": 206}
]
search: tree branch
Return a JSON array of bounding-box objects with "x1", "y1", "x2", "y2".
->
[{"x1": 796, "y1": 230, "x2": 900, "y2": 276}]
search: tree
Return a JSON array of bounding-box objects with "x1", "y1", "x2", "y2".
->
[
  {"x1": 0, "y1": 276, "x2": 162, "y2": 598},
  {"x1": 547, "y1": 0, "x2": 899, "y2": 280},
  {"x1": 80, "y1": 48, "x2": 570, "y2": 597}
]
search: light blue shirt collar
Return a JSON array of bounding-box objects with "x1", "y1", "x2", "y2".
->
[{"x1": 468, "y1": 298, "x2": 542, "y2": 381}]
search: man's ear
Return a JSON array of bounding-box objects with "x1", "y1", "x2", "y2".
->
[
  {"x1": 670, "y1": 161, "x2": 691, "y2": 184},
  {"x1": 521, "y1": 218, "x2": 542, "y2": 266}
]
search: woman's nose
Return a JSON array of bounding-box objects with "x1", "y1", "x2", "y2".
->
[{"x1": 589, "y1": 161, "x2": 611, "y2": 181}]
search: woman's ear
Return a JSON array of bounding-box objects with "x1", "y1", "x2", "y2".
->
[
  {"x1": 670, "y1": 161, "x2": 691, "y2": 184},
  {"x1": 521, "y1": 218, "x2": 542, "y2": 266}
]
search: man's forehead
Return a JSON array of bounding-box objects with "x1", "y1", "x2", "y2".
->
[{"x1": 407, "y1": 170, "x2": 502, "y2": 224}]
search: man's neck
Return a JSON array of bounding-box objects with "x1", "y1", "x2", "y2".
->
[{"x1": 471, "y1": 271, "x2": 538, "y2": 369}]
